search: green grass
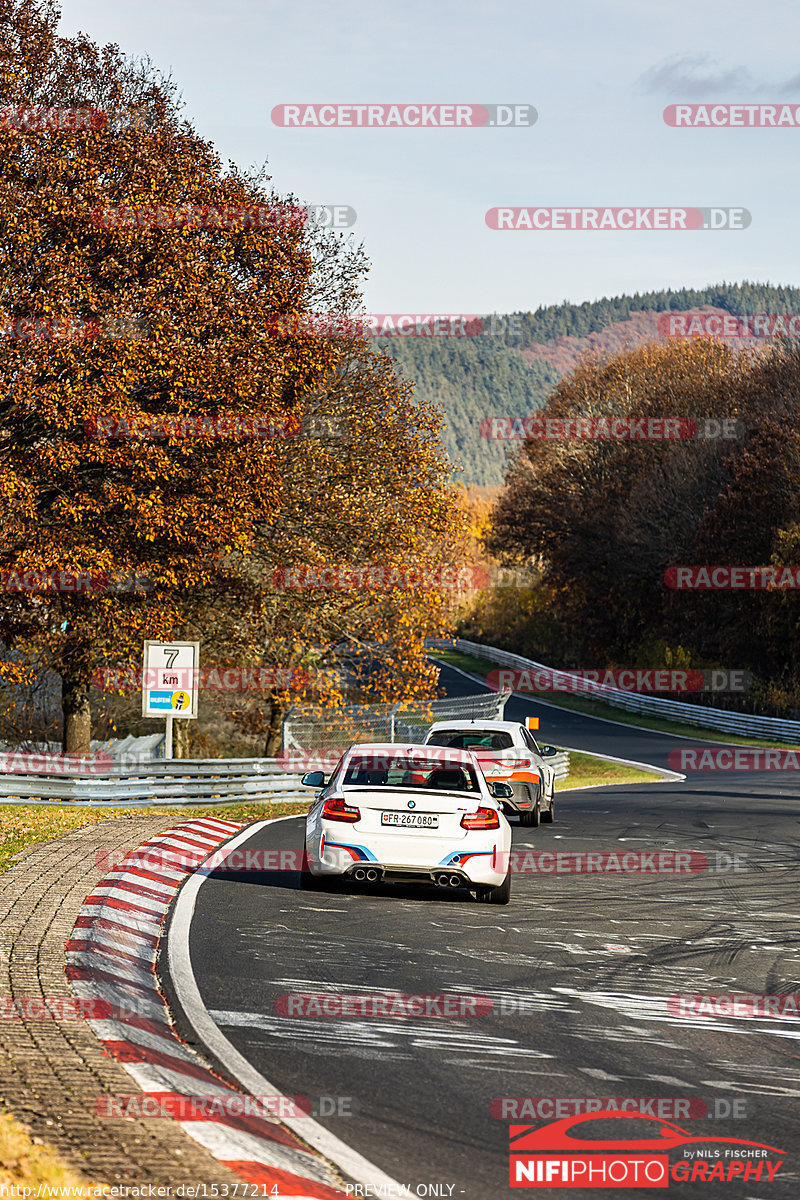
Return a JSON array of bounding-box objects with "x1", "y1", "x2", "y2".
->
[
  {"x1": 433, "y1": 648, "x2": 498, "y2": 679},
  {"x1": 0, "y1": 800, "x2": 310, "y2": 875},
  {"x1": 0, "y1": 1108, "x2": 99, "y2": 1194},
  {"x1": 430, "y1": 649, "x2": 800, "y2": 749},
  {"x1": 556, "y1": 750, "x2": 661, "y2": 791}
]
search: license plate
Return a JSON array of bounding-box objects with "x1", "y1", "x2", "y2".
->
[{"x1": 381, "y1": 812, "x2": 439, "y2": 828}]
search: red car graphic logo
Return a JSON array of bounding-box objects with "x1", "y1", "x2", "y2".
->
[
  {"x1": 509, "y1": 1110, "x2": 786, "y2": 1189},
  {"x1": 511, "y1": 1109, "x2": 784, "y2": 1154}
]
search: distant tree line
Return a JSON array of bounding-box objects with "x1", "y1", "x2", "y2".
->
[
  {"x1": 384, "y1": 282, "x2": 800, "y2": 486},
  {"x1": 508, "y1": 280, "x2": 800, "y2": 346},
  {"x1": 462, "y1": 337, "x2": 800, "y2": 718}
]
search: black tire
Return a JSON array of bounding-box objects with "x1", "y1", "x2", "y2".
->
[
  {"x1": 476, "y1": 872, "x2": 512, "y2": 905},
  {"x1": 518, "y1": 784, "x2": 540, "y2": 827},
  {"x1": 541, "y1": 792, "x2": 555, "y2": 823},
  {"x1": 300, "y1": 841, "x2": 322, "y2": 889}
]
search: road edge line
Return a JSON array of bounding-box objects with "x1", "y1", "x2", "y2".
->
[{"x1": 166, "y1": 815, "x2": 404, "y2": 1191}]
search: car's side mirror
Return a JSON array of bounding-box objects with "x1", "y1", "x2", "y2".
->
[
  {"x1": 539, "y1": 745, "x2": 559, "y2": 758},
  {"x1": 301, "y1": 770, "x2": 328, "y2": 787},
  {"x1": 489, "y1": 781, "x2": 513, "y2": 799}
]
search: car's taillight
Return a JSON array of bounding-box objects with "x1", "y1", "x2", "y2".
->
[
  {"x1": 461, "y1": 807, "x2": 501, "y2": 830},
  {"x1": 321, "y1": 796, "x2": 361, "y2": 823},
  {"x1": 481, "y1": 757, "x2": 531, "y2": 773}
]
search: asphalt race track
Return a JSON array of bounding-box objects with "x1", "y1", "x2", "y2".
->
[{"x1": 168, "y1": 664, "x2": 800, "y2": 1198}]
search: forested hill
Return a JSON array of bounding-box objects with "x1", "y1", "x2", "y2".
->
[{"x1": 380, "y1": 281, "x2": 800, "y2": 486}]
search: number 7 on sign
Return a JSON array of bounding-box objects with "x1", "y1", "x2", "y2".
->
[{"x1": 163, "y1": 648, "x2": 179, "y2": 668}]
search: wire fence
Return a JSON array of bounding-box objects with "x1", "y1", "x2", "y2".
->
[{"x1": 281, "y1": 690, "x2": 511, "y2": 751}]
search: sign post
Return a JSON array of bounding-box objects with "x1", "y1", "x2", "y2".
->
[{"x1": 142, "y1": 641, "x2": 200, "y2": 759}]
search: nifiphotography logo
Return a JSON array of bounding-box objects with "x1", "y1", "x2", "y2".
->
[{"x1": 508, "y1": 1110, "x2": 785, "y2": 1188}]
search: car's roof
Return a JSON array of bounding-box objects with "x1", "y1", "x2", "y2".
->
[
  {"x1": 345, "y1": 741, "x2": 479, "y2": 764},
  {"x1": 425, "y1": 720, "x2": 525, "y2": 733}
]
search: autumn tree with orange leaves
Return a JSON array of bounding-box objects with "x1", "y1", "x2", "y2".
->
[
  {"x1": 0, "y1": 0, "x2": 464, "y2": 755},
  {"x1": 482, "y1": 337, "x2": 800, "y2": 713}
]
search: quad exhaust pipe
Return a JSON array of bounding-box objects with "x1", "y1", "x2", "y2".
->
[{"x1": 349, "y1": 867, "x2": 462, "y2": 887}]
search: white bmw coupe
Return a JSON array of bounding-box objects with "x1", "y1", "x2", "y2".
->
[{"x1": 300, "y1": 742, "x2": 513, "y2": 904}]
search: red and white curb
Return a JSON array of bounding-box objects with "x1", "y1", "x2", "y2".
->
[{"x1": 65, "y1": 817, "x2": 350, "y2": 1198}]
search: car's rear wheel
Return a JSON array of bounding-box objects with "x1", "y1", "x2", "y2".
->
[
  {"x1": 300, "y1": 841, "x2": 322, "y2": 889},
  {"x1": 476, "y1": 873, "x2": 511, "y2": 905},
  {"x1": 300, "y1": 868, "x2": 323, "y2": 889},
  {"x1": 519, "y1": 784, "x2": 540, "y2": 827}
]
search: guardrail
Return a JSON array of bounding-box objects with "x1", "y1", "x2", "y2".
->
[
  {"x1": 0, "y1": 758, "x2": 308, "y2": 807},
  {"x1": 445, "y1": 639, "x2": 800, "y2": 743},
  {"x1": 0, "y1": 745, "x2": 570, "y2": 806},
  {"x1": 548, "y1": 752, "x2": 570, "y2": 781}
]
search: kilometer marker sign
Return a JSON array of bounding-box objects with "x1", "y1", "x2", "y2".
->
[{"x1": 142, "y1": 642, "x2": 199, "y2": 715}]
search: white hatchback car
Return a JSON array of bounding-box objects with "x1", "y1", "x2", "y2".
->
[
  {"x1": 423, "y1": 719, "x2": 558, "y2": 827},
  {"x1": 300, "y1": 742, "x2": 513, "y2": 904}
]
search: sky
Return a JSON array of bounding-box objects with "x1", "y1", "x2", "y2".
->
[{"x1": 56, "y1": 0, "x2": 800, "y2": 314}]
